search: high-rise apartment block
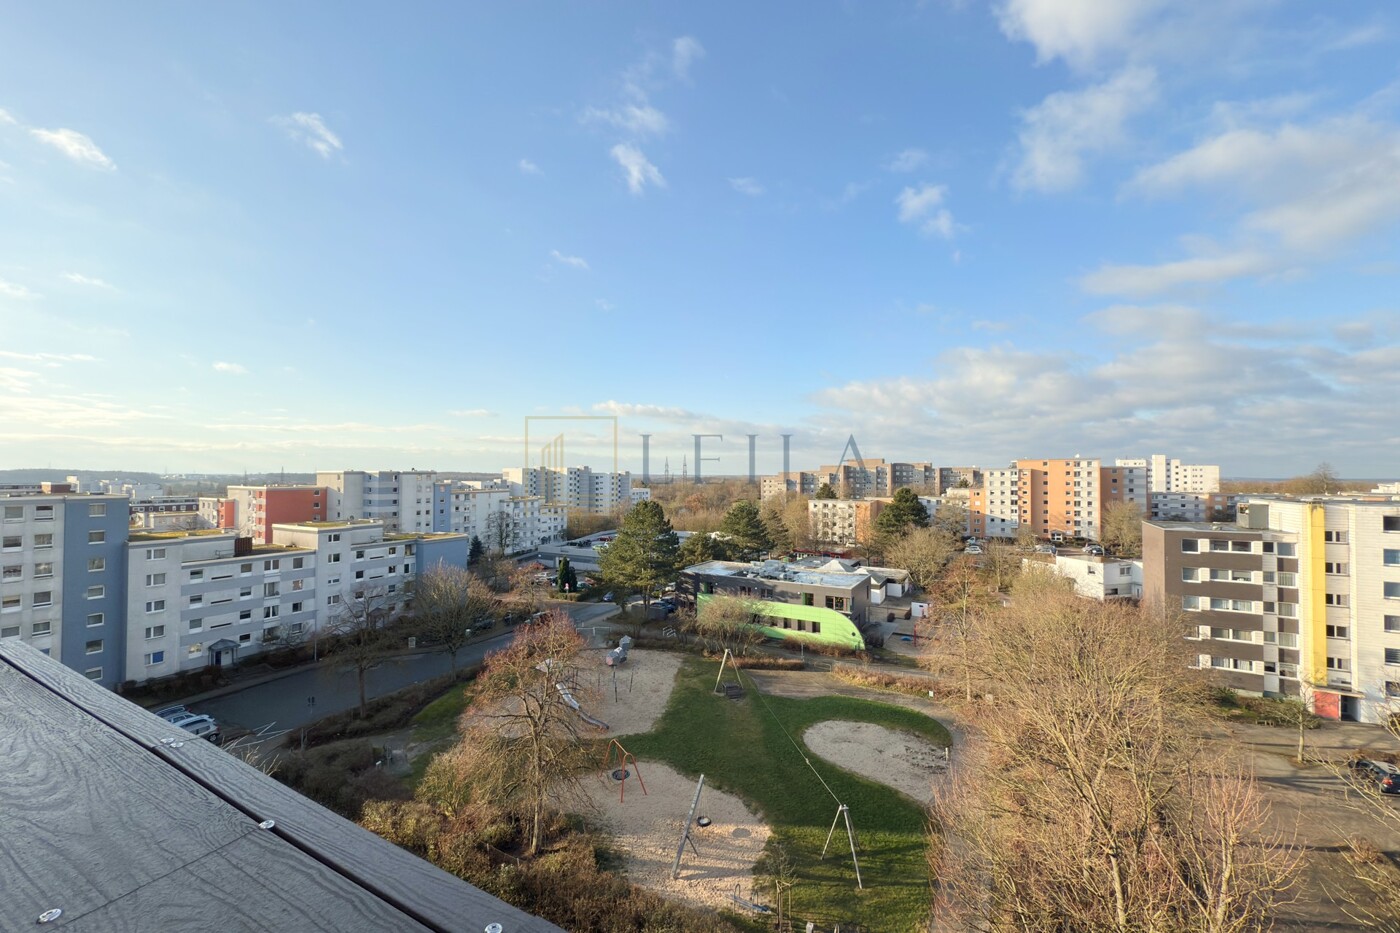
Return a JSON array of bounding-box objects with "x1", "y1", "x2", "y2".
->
[
  {"x1": 502, "y1": 466, "x2": 633, "y2": 515},
  {"x1": 225, "y1": 485, "x2": 327, "y2": 543},
  {"x1": 317, "y1": 470, "x2": 436, "y2": 534},
  {"x1": 761, "y1": 459, "x2": 939, "y2": 501},
  {"x1": 1143, "y1": 494, "x2": 1400, "y2": 724}
]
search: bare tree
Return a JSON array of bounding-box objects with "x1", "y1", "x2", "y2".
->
[
  {"x1": 980, "y1": 538, "x2": 1020, "y2": 593},
  {"x1": 690, "y1": 594, "x2": 764, "y2": 656},
  {"x1": 414, "y1": 564, "x2": 498, "y2": 676},
  {"x1": 483, "y1": 509, "x2": 513, "y2": 555},
  {"x1": 1100, "y1": 501, "x2": 1145, "y2": 557},
  {"x1": 930, "y1": 590, "x2": 1297, "y2": 932},
  {"x1": 885, "y1": 526, "x2": 956, "y2": 596},
  {"x1": 927, "y1": 555, "x2": 994, "y2": 701},
  {"x1": 508, "y1": 564, "x2": 550, "y2": 617},
  {"x1": 417, "y1": 612, "x2": 595, "y2": 856},
  {"x1": 327, "y1": 584, "x2": 396, "y2": 718}
]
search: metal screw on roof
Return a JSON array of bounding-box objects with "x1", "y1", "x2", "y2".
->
[
  {"x1": 485, "y1": 924, "x2": 503, "y2": 933},
  {"x1": 169, "y1": 741, "x2": 184, "y2": 748},
  {"x1": 259, "y1": 819, "x2": 276, "y2": 830},
  {"x1": 37, "y1": 908, "x2": 63, "y2": 923},
  {"x1": 160, "y1": 736, "x2": 177, "y2": 745}
]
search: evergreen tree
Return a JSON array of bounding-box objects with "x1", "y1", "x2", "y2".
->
[
  {"x1": 874, "y1": 487, "x2": 930, "y2": 538},
  {"x1": 468, "y1": 535, "x2": 485, "y2": 565},
  {"x1": 677, "y1": 530, "x2": 720, "y2": 568},
  {"x1": 597, "y1": 500, "x2": 681, "y2": 621},
  {"x1": 719, "y1": 499, "x2": 771, "y2": 560},
  {"x1": 814, "y1": 482, "x2": 838, "y2": 500},
  {"x1": 555, "y1": 557, "x2": 578, "y2": 593}
]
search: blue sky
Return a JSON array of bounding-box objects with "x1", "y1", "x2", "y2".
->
[{"x1": 2, "y1": 1, "x2": 1398, "y2": 478}]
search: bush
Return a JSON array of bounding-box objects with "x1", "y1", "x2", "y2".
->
[
  {"x1": 831, "y1": 663, "x2": 934, "y2": 696},
  {"x1": 275, "y1": 741, "x2": 411, "y2": 818}
]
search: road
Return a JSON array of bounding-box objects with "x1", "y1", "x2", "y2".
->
[{"x1": 199, "y1": 600, "x2": 618, "y2": 734}]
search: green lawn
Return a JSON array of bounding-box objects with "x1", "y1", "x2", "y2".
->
[
  {"x1": 625, "y1": 657, "x2": 950, "y2": 933},
  {"x1": 405, "y1": 681, "x2": 474, "y2": 786}
]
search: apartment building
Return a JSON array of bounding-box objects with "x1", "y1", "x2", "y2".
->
[
  {"x1": 125, "y1": 531, "x2": 318, "y2": 680},
  {"x1": 127, "y1": 495, "x2": 201, "y2": 531},
  {"x1": 1142, "y1": 519, "x2": 1298, "y2": 698},
  {"x1": 1024, "y1": 552, "x2": 1143, "y2": 601},
  {"x1": 502, "y1": 466, "x2": 634, "y2": 515},
  {"x1": 198, "y1": 496, "x2": 237, "y2": 530},
  {"x1": 935, "y1": 466, "x2": 983, "y2": 494},
  {"x1": 1150, "y1": 491, "x2": 1236, "y2": 523},
  {"x1": 316, "y1": 470, "x2": 436, "y2": 534},
  {"x1": 431, "y1": 483, "x2": 565, "y2": 553},
  {"x1": 0, "y1": 493, "x2": 131, "y2": 688},
  {"x1": 808, "y1": 498, "x2": 886, "y2": 547},
  {"x1": 761, "y1": 459, "x2": 940, "y2": 501},
  {"x1": 225, "y1": 485, "x2": 327, "y2": 543},
  {"x1": 1234, "y1": 496, "x2": 1400, "y2": 723},
  {"x1": 968, "y1": 467, "x2": 1021, "y2": 539},
  {"x1": 271, "y1": 521, "x2": 419, "y2": 625}
]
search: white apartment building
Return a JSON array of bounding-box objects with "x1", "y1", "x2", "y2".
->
[
  {"x1": 125, "y1": 532, "x2": 318, "y2": 680},
  {"x1": 316, "y1": 470, "x2": 437, "y2": 534},
  {"x1": 630, "y1": 487, "x2": 652, "y2": 505},
  {"x1": 1023, "y1": 553, "x2": 1143, "y2": 601},
  {"x1": 503, "y1": 466, "x2": 634, "y2": 515},
  {"x1": 1115, "y1": 455, "x2": 1221, "y2": 494},
  {"x1": 976, "y1": 467, "x2": 1021, "y2": 538},
  {"x1": 271, "y1": 521, "x2": 418, "y2": 627},
  {"x1": 1236, "y1": 496, "x2": 1400, "y2": 724}
]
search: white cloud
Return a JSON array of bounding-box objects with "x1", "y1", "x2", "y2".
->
[
  {"x1": 0, "y1": 350, "x2": 97, "y2": 366},
  {"x1": 611, "y1": 143, "x2": 666, "y2": 195},
  {"x1": 1080, "y1": 252, "x2": 1277, "y2": 296},
  {"x1": 550, "y1": 250, "x2": 590, "y2": 271},
  {"x1": 1011, "y1": 67, "x2": 1156, "y2": 193},
  {"x1": 62, "y1": 272, "x2": 115, "y2": 290},
  {"x1": 448, "y1": 409, "x2": 493, "y2": 417},
  {"x1": 673, "y1": 37, "x2": 705, "y2": 82},
  {"x1": 212, "y1": 361, "x2": 247, "y2": 375},
  {"x1": 728, "y1": 177, "x2": 765, "y2": 196},
  {"x1": 995, "y1": 0, "x2": 1165, "y2": 69},
  {"x1": 593, "y1": 400, "x2": 702, "y2": 421},
  {"x1": 518, "y1": 158, "x2": 542, "y2": 175},
  {"x1": 885, "y1": 148, "x2": 929, "y2": 172},
  {"x1": 1098, "y1": 115, "x2": 1400, "y2": 294},
  {"x1": 0, "y1": 278, "x2": 39, "y2": 300},
  {"x1": 895, "y1": 183, "x2": 958, "y2": 238},
  {"x1": 582, "y1": 103, "x2": 670, "y2": 137},
  {"x1": 29, "y1": 127, "x2": 116, "y2": 170},
  {"x1": 0, "y1": 109, "x2": 15, "y2": 125},
  {"x1": 274, "y1": 112, "x2": 343, "y2": 159},
  {"x1": 595, "y1": 299, "x2": 615, "y2": 312}
]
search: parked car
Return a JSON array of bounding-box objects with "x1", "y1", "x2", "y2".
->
[
  {"x1": 1083, "y1": 544, "x2": 1105, "y2": 556},
  {"x1": 965, "y1": 545, "x2": 984, "y2": 555},
  {"x1": 176, "y1": 714, "x2": 221, "y2": 744},
  {"x1": 153, "y1": 705, "x2": 190, "y2": 722},
  {"x1": 1033, "y1": 544, "x2": 1056, "y2": 555},
  {"x1": 471, "y1": 617, "x2": 495, "y2": 634},
  {"x1": 1349, "y1": 759, "x2": 1400, "y2": 794},
  {"x1": 602, "y1": 591, "x2": 615, "y2": 602}
]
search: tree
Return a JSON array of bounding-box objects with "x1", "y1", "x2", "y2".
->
[
  {"x1": 931, "y1": 498, "x2": 969, "y2": 540},
  {"x1": 508, "y1": 564, "x2": 550, "y2": 616},
  {"x1": 484, "y1": 510, "x2": 512, "y2": 555},
  {"x1": 980, "y1": 538, "x2": 1020, "y2": 593},
  {"x1": 1287, "y1": 461, "x2": 1340, "y2": 496},
  {"x1": 1014, "y1": 523, "x2": 1040, "y2": 550},
  {"x1": 691, "y1": 594, "x2": 764, "y2": 656},
  {"x1": 1100, "y1": 501, "x2": 1145, "y2": 557},
  {"x1": 598, "y1": 500, "x2": 681, "y2": 624},
  {"x1": 928, "y1": 556, "x2": 994, "y2": 701},
  {"x1": 414, "y1": 565, "x2": 496, "y2": 676},
  {"x1": 885, "y1": 526, "x2": 957, "y2": 595},
  {"x1": 418, "y1": 612, "x2": 594, "y2": 856},
  {"x1": 327, "y1": 584, "x2": 396, "y2": 718},
  {"x1": 759, "y1": 498, "x2": 793, "y2": 553},
  {"x1": 873, "y1": 487, "x2": 930, "y2": 538},
  {"x1": 555, "y1": 556, "x2": 578, "y2": 593},
  {"x1": 930, "y1": 591, "x2": 1297, "y2": 931},
  {"x1": 782, "y1": 494, "x2": 815, "y2": 552},
  {"x1": 814, "y1": 482, "x2": 838, "y2": 500},
  {"x1": 467, "y1": 535, "x2": 484, "y2": 565},
  {"x1": 718, "y1": 499, "x2": 770, "y2": 560},
  {"x1": 677, "y1": 530, "x2": 721, "y2": 568}
]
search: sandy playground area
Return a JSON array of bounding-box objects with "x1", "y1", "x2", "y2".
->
[
  {"x1": 575, "y1": 647, "x2": 682, "y2": 736},
  {"x1": 802, "y1": 721, "x2": 947, "y2": 804},
  {"x1": 579, "y1": 759, "x2": 773, "y2": 914}
]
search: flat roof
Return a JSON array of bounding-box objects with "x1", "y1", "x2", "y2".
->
[
  {"x1": 0, "y1": 641, "x2": 561, "y2": 933},
  {"x1": 685, "y1": 559, "x2": 868, "y2": 590}
]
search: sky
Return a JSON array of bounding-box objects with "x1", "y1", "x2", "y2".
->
[{"x1": 1, "y1": 1, "x2": 1398, "y2": 479}]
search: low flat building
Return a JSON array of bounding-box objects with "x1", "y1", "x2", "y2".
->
[{"x1": 1023, "y1": 552, "x2": 1143, "y2": 601}]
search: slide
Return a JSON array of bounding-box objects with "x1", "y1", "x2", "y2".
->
[{"x1": 555, "y1": 681, "x2": 609, "y2": 730}]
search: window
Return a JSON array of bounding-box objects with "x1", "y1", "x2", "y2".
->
[
  {"x1": 354, "y1": 570, "x2": 365, "y2": 580},
  {"x1": 33, "y1": 561, "x2": 53, "y2": 578},
  {"x1": 1, "y1": 596, "x2": 18, "y2": 613},
  {"x1": 33, "y1": 534, "x2": 51, "y2": 549},
  {"x1": 146, "y1": 573, "x2": 166, "y2": 587},
  {"x1": 1231, "y1": 541, "x2": 1251, "y2": 553},
  {"x1": 88, "y1": 558, "x2": 105, "y2": 572},
  {"x1": 328, "y1": 533, "x2": 341, "y2": 542},
  {"x1": 89, "y1": 503, "x2": 106, "y2": 517},
  {"x1": 1385, "y1": 516, "x2": 1400, "y2": 532},
  {"x1": 1384, "y1": 550, "x2": 1400, "y2": 567},
  {"x1": 239, "y1": 586, "x2": 253, "y2": 598},
  {"x1": 328, "y1": 552, "x2": 341, "y2": 563},
  {"x1": 33, "y1": 592, "x2": 52, "y2": 608},
  {"x1": 1388, "y1": 682, "x2": 1400, "y2": 699},
  {"x1": 292, "y1": 557, "x2": 304, "y2": 569},
  {"x1": 263, "y1": 582, "x2": 279, "y2": 598},
  {"x1": 1387, "y1": 649, "x2": 1400, "y2": 666},
  {"x1": 327, "y1": 594, "x2": 340, "y2": 605},
  {"x1": 144, "y1": 651, "x2": 164, "y2": 665},
  {"x1": 355, "y1": 550, "x2": 365, "y2": 560},
  {"x1": 2, "y1": 536, "x2": 19, "y2": 550},
  {"x1": 1277, "y1": 572, "x2": 1297, "y2": 587},
  {"x1": 1327, "y1": 656, "x2": 1350, "y2": 671},
  {"x1": 239, "y1": 609, "x2": 253, "y2": 621},
  {"x1": 1326, "y1": 562, "x2": 1349, "y2": 575},
  {"x1": 144, "y1": 624, "x2": 165, "y2": 639},
  {"x1": 811, "y1": 620, "x2": 821, "y2": 634},
  {"x1": 188, "y1": 643, "x2": 203, "y2": 657},
  {"x1": 238, "y1": 632, "x2": 252, "y2": 644},
  {"x1": 1181, "y1": 539, "x2": 1199, "y2": 552},
  {"x1": 88, "y1": 531, "x2": 105, "y2": 544},
  {"x1": 85, "y1": 639, "x2": 103, "y2": 654},
  {"x1": 85, "y1": 668, "x2": 102, "y2": 681},
  {"x1": 1327, "y1": 624, "x2": 1349, "y2": 639},
  {"x1": 1324, "y1": 530, "x2": 1347, "y2": 544},
  {"x1": 1388, "y1": 616, "x2": 1400, "y2": 633},
  {"x1": 1277, "y1": 543, "x2": 1296, "y2": 557},
  {"x1": 1278, "y1": 631, "x2": 1298, "y2": 647},
  {"x1": 1210, "y1": 539, "x2": 1229, "y2": 552},
  {"x1": 86, "y1": 585, "x2": 104, "y2": 599},
  {"x1": 189, "y1": 618, "x2": 203, "y2": 632},
  {"x1": 1, "y1": 625, "x2": 18, "y2": 638},
  {"x1": 85, "y1": 612, "x2": 103, "y2": 627},
  {"x1": 145, "y1": 600, "x2": 165, "y2": 613},
  {"x1": 1386, "y1": 582, "x2": 1400, "y2": 600},
  {"x1": 802, "y1": 593, "x2": 814, "y2": 606},
  {"x1": 1182, "y1": 595, "x2": 1200, "y2": 610},
  {"x1": 35, "y1": 505, "x2": 53, "y2": 521},
  {"x1": 1262, "y1": 571, "x2": 1276, "y2": 584},
  {"x1": 1182, "y1": 567, "x2": 1199, "y2": 582},
  {"x1": 32, "y1": 620, "x2": 51, "y2": 635},
  {"x1": 1, "y1": 564, "x2": 18, "y2": 581},
  {"x1": 264, "y1": 606, "x2": 279, "y2": 619},
  {"x1": 263, "y1": 559, "x2": 280, "y2": 571},
  {"x1": 291, "y1": 601, "x2": 303, "y2": 613},
  {"x1": 189, "y1": 569, "x2": 203, "y2": 580},
  {"x1": 2, "y1": 506, "x2": 21, "y2": 522},
  {"x1": 289, "y1": 622, "x2": 304, "y2": 636}
]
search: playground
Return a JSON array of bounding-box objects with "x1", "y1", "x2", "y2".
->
[{"x1": 801, "y1": 721, "x2": 947, "y2": 805}]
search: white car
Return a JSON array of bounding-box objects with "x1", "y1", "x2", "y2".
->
[
  {"x1": 176, "y1": 714, "x2": 221, "y2": 743},
  {"x1": 965, "y1": 545, "x2": 984, "y2": 555}
]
